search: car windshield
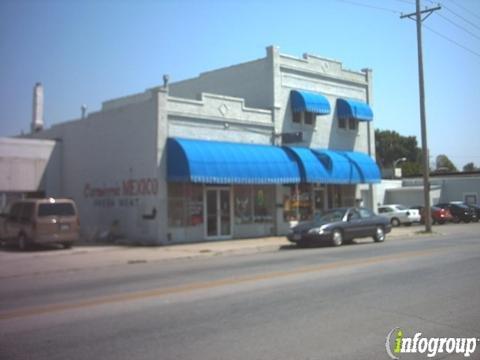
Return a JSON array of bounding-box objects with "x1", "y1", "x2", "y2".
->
[
  {"x1": 314, "y1": 209, "x2": 346, "y2": 224},
  {"x1": 395, "y1": 205, "x2": 408, "y2": 210},
  {"x1": 38, "y1": 203, "x2": 76, "y2": 217}
]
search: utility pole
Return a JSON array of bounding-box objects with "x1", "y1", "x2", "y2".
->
[{"x1": 400, "y1": 0, "x2": 441, "y2": 233}]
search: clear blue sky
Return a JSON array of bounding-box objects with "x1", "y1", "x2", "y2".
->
[{"x1": 1, "y1": 0, "x2": 479, "y2": 169}]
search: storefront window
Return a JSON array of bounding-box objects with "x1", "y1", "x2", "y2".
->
[
  {"x1": 283, "y1": 184, "x2": 313, "y2": 222},
  {"x1": 186, "y1": 184, "x2": 203, "y2": 226},
  {"x1": 342, "y1": 185, "x2": 356, "y2": 207},
  {"x1": 234, "y1": 186, "x2": 253, "y2": 224},
  {"x1": 234, "y1": 185, "x2": 274, "y2": 224},
  {"x1": 168, "y1": 183, "x2": 203, "y2": 228},
  {"x1": 328, "y1": 185, "x2": 342, "y2": 209},
  {"x1": 253, "y1": 186, "x2": 274, "y2": 223}
]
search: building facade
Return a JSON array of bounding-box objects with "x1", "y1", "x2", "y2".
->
[
  {"x1": 24, "y1": 46, "x2": 380, "y2": 244},
  {"x1": 385, "y1": 173, "x2": 480, "y2": 207}
]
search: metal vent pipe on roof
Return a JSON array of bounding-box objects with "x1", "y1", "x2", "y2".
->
[{"x1": 31, "y1": 82, "x2": 44, "y2": 133}]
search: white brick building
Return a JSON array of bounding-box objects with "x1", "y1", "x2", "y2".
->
[{"x1": 20, "y1": 46, "x2": 380, "y2": 244}]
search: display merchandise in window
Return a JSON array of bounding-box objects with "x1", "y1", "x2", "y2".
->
[
  {"x1": 253, "y1": 186, "x2": 274, "y2": 223},
  {"x1": 283, "y1": 184, "x2": 313, "y2": 222},
  {"x1": 234, "y1": 186, "x2": 253, "y2": 224},
  {"x1": 168, "y1": 183, "x2": 203, "y2": 227}
]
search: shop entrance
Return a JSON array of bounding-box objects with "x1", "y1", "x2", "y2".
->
[{"x1": 205, "y1": 187, "x2": 232, "y2": 239}]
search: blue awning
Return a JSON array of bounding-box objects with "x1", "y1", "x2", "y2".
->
[
  {"x1": 336, "y1": 98, "x2": 373, "y2": 121},
  {"x1": 283, "y1": 147, "x2": 381, "y2": 184},
  {"x1": 284, "y1": 147, "x2": 330, "y2": 183},
  {"x1": 313, "y1": 149, "x2": 380, "y2": 184},
  {"x1": 290, "y1": 90, "x2": 331, "y2": 115},
  {"x1": 167, "y1": 138, "x2": 301, "y2": 184}
]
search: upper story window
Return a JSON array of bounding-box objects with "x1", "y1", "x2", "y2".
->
[
  {"x1": 336, "y1": 98, "x2": 373, "y2": 131},
  {"x1": 290, "y1": 90, "x2": 331, "y2": 126},
  {"x1": 293, "y1": 111, "x2": 301, "y2": 123},
  {"x1": 304, "y1": 112, "x2": 315, "y2": 125},
  {"x1": 292, "y1": 111, "x2": 316, "y2": 126},
  {"x1": 348, "y1": 118, "x2": 357, "y2": 131},
  {"x1": 338, "y1": 117, "x2": 358, "y2": 131}
]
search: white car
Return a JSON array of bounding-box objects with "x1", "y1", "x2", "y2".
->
[{"x1": 378, "y1": 204, "x2": 421, "y2": 226}]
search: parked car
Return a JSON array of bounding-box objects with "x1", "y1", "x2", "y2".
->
[
  {"x1": 0, "y1": 198, "x2": 80, "y2": 250},
  {"x1": 377, "y1": 204, "x2": 421, "y2": 226},
  {"x1": 411, "y1": 205, "x2": 454, "y2": 225},
  {"x1": 287, "y1": 207, "x2": 391, "y2": 247},
  {"x1": 466, "y1": 204, "x2": 480, "y2": 222},
  {"x1": 435, "y1": 202, "x2": 477, "y2": 223}
]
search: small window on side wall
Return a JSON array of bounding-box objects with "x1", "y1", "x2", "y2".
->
[
  {"x1": 304, "y1": 112, "x2": 315, "y2": 125},
  {"x1": 338, "y1": 117, "x2": 346, "y2": 129},
  {"x1": 293, "y1": 112, "x2": 302, "y2": 123},
  {"x1": 348, "y1": 118, "x2": 357, "y2": 130}
]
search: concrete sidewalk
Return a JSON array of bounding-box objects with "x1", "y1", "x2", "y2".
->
[{"x1": 0, "y1": 225, "x2": 421, "y2": 279}]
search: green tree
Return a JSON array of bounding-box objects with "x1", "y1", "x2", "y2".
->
[
  {"x1": 463, "y1": 162, "x2": 478, "y2": 172},
  {"x1": 435, "y1": 154, "x2": 457, "y2": 172},
  {"x1": 375, "y1": 129, "x2": 423, "y2": 176}
]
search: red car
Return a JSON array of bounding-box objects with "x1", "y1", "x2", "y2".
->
[{"x1": 414, "y1": 206, "x2": 453, "y2": 225}]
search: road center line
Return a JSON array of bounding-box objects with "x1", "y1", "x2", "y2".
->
[{"x1": 0, "y1": 245, "x2": 472, "y2": 320}]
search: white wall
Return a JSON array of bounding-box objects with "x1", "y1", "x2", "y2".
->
[
  {"x1": 0, "y1": 138, "x2": 60, "y2": 192},
  {"x1": 404, "y1": 176, "x2": 480, "y2": 204},
  {"x1": 169, "y1": 55, "x2": 273, "y2": 111},
  {"x1": 167, "y1": 93, "x2": 273, "y2": 145},
  {"x1": 30, "y1": 90, "x2": 167, "y2": 244}
]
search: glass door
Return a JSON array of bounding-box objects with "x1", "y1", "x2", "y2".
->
[
  {"x1": 205, "y1": 188, "x2": 232, "y2": 239},
  {"x1": 219, "y1": 190, "x2": 231, "y2": 236},
  {"x1": 206, "y1": 189, "x2": 218, "y2": 237}
]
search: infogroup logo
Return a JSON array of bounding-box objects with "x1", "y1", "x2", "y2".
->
[{"x1": 385, "y1": 327, "x2": 479, "y2": 359}]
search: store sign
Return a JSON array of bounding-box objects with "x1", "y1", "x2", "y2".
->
[
  {"x1": 84, "y1": 178, "x2": 159, "y2": 198},
  {"x1": 84, "y1": 178, "x2": 159, "y2": 208}
]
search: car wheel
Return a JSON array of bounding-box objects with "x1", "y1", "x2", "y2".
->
[
  {"x1": 62, "y1": 242, "x2": 73, "y2": 249},
  {"x1": 438, "y1": 220, "x2": 445, "y2": 225},
  {"x1": 18, "y1": 234, "x2": 29, "y2": 251},
  {"x1": 373, "y1": 226, "x2": 385, "y2": 242},
  {"x1": 463, "y1": 219, "x2": 471, "y2": 223},
  {"x1": 391, "y1": 218, "x2": 400, "y2": 227},
  {"x1": 331, "y1": 229, "x2": 343, "y2": 247}
]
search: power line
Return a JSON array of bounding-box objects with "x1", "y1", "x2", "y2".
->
[
  {"x1": 424, "y1": 23, "x2": 480, "y2": 59},
  {"x1": 336, "y1": 0, "x2": 480, "y2": 61},
  {"x1": 335, "y1": 0, "x2": 401, "y2": 14},
  {"x1": 390, "y1": 0, "x2": 414, "y2": 4},
  {"x1": 441, "y1": 3, "x2": 480, "y2": 32},
  {"x1": 447, "y1": 0, "x2": 480, "y2": 22},
  {"x1": 436, "y1": 12, "x2": 480, "y2": 41}
]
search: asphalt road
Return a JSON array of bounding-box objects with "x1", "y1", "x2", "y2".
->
[{"x1": 1, "y1": 224, "x2": 480, "y2": 360}]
